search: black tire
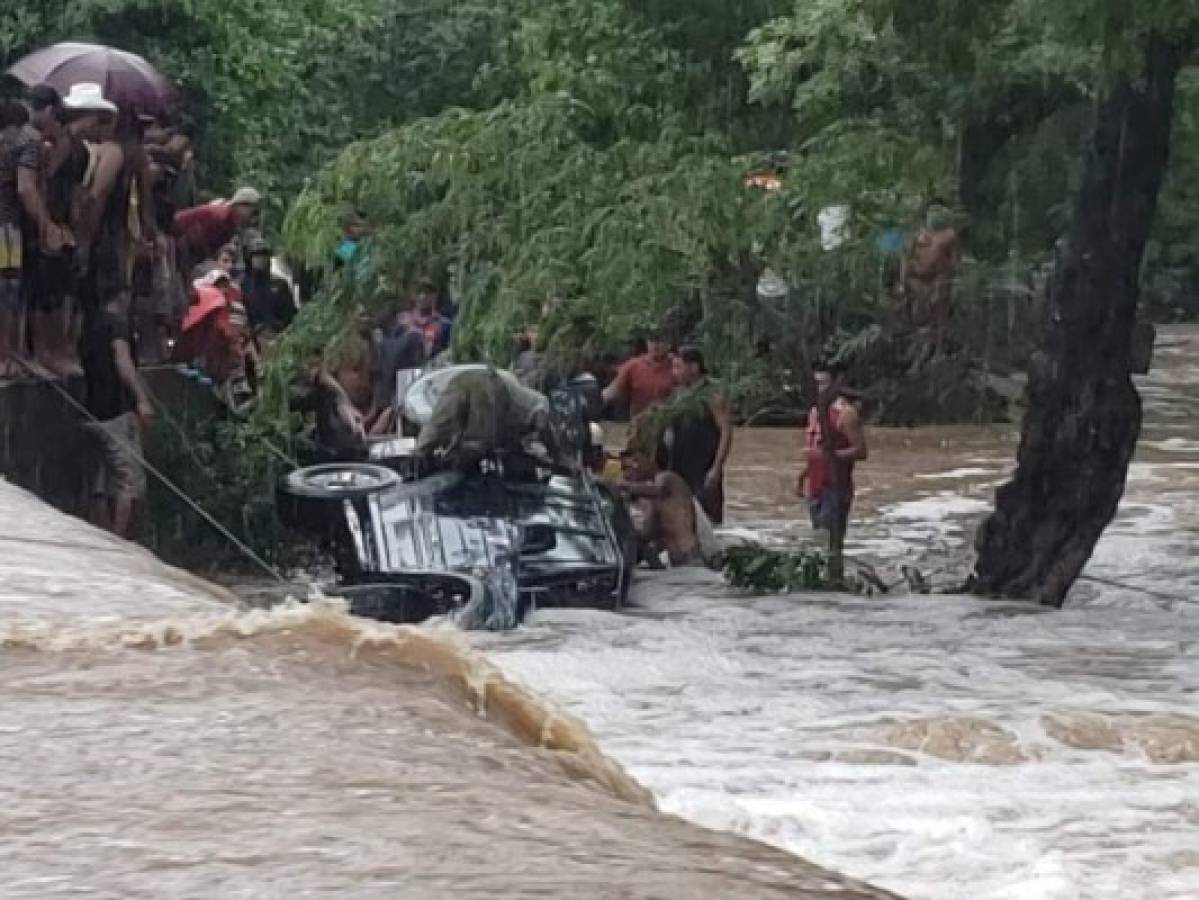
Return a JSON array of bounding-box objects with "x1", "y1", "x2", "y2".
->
[
  {"x1": 335, "y1": 578, "x2": 475, "y2": 625},
  {"x1": 284, "y1": 463, "x2": 401, "y2": 500}
]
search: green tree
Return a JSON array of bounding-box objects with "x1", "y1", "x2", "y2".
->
[{"x1": 2, "y1": 0, "x2": 503, "y2": 218}]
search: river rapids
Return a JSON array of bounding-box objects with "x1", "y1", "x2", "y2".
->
[{"x1": 473, "y1": 327, "x2": 1199, "y2": 900}]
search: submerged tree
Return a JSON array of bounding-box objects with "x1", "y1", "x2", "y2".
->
[{"x1": 972, "y1": 15, "x2": 1199, "y2": 605}]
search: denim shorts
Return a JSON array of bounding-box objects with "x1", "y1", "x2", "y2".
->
[{"x1": 809, "y1": 491, "x2": 852, "y2": 532}]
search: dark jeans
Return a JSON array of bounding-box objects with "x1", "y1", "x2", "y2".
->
[{"x1": 809, "y1": 491, "x2": 852, "y2": 533}]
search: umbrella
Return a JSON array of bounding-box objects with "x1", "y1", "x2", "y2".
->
[{"x1": 7, "y1": 42, "x2": 177, "y2": 116}]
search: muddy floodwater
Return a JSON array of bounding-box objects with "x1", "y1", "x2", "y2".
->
[
  {"x1": 0, "y1": 480, "x2": 898, "y2": 899},
  {"x1": 474, "y1": 327, "x2": 1199, "y2": 900},
  {"x1": 4, "y1": 331, "x2": 1199, "y2": 899}
]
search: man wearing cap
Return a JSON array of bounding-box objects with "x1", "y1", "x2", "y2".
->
[
  {"x1": 602, "y1": 330, "x2": 676, "y2": 419},
  {"x1": 63, "y1": 83, "x2": 128, "y2": 335},
  {"x1": 240, "y1": 236, "x2": 294, "y2": 337},
  {"x1": 173, "y1": 187, "x2": 259, "y2": 277}
]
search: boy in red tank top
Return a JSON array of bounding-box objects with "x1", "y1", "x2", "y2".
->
[{"x1": 796, "y1": 362, "x2": 868, "y2": 567}]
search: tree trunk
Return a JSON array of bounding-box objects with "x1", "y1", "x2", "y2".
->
[{"x1": 970, "y1": 38, "x2": 1188, "y2": 607}]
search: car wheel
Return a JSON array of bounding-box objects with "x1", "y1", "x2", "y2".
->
[{"x1": 284, "y1": 463, "x2": 401, "y2": 500}]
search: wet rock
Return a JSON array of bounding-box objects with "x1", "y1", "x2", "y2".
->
[
  {"x1": 1041, "y1": 713, "x2": 1199, "y2": 763},
  {"x1": 875, "y1": 716, "x2": 1030, "y2": 765},
  {"x1": 1134, "y1": 715, "x2": 1199, "y2": 764},
  {"x1": 1042, "y1": 714, "x2": 1124, "y2": 752}
]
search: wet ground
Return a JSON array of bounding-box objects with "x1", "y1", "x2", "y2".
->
[{"x1": 473, "y1": 328, "x2": 1199, "y2": 899}]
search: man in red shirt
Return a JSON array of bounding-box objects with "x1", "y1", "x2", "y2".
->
[
  {"x1": 173, "y1": 187, "x2": 259, "y2": 275},
  {"x1": 602, "y1": 330, "x2": 676, "y2": 419}
]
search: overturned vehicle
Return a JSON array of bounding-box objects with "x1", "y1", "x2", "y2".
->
[{"x1": 280, "y1": 366, "x2": 638, "y2": 630}]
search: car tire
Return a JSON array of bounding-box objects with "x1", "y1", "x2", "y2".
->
[{"x1": 283, "y1": 463, "x2": 401, "y2": 501}]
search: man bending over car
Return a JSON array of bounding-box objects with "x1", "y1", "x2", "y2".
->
[{"x1": 416, "y1": 367, "x2": 557, "y2": 471}]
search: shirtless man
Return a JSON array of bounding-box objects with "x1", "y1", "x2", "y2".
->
[
  {"x1": 615, "y1": 448, "x2": 704, "y2": 568},
  {"x1": 898, "y1": 211, "x2": 961, "y2": 351}
]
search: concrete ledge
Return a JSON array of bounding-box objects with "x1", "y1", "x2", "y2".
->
[{"x1": 0, "y1": 376, "x2": 98, "y2": 517}]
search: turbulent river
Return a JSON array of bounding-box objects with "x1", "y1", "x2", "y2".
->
[
  {"x1": 473, "y1": 327, "x2": 1199, "y2": 900},
  {"x1": 3, "y1": 329, "x2": 1198, "y2": 898},
  {"x1": 0, "y1": 479, "x2": 889, "y2": 896}
]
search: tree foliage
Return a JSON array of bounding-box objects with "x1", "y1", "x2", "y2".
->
[
  {"x1": 7, "y1": 0, "x2": 1199, "y2": 565},
  {"x1": 1, "y1": 0, "x2": 502, "y2": 219}
]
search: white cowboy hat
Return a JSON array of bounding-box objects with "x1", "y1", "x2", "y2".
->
[
  {"x1": 62, "y1": 82, "x2": 118, "y2": 114},
  {"x1": 229, "y1": 187, "x2": 261, "y2": 207}
]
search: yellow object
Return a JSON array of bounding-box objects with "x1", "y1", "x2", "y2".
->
[
  {"x1": 602, "y1": 457, "x2": 623, "y2": 482},
  {"x1": 0, "y1": 225, "x2": 22, "y2": 271}
]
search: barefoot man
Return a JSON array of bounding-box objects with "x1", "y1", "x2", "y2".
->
[
  {"x1": 797, "y1": 361, "x2": 868, "y2": 581},
  {"x1": 615, "y1": 448, "x2": 705, "y2": 568}
]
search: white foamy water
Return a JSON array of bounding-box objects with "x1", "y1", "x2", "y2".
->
[
  {"x1": 477, "y1": 328, "x2": 1199, "y2": 900},
  {"x1": 479, "y1": 574, "x2": 1198, "y2": 900}
]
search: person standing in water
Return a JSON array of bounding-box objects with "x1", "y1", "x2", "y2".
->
[
  {"x1": 615, "y1": 448, "x2": 705, "y2": 568},
  {"x1": 667, "y1": 346, "x2": 733, "y2": 525},
  {"x1": 797, "y1": 361, "x2": 868, "y2": 579}
]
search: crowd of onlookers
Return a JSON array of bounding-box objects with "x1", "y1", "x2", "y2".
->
[
  {"x1": 0, "y1": 75, "x2": 476, "y2": 536},
  {"x1": 295, "y1": 271, "x2": 457, "y2": 462},
  {"x1": 0, "y1": 79, "x2": 296, "y2": 534}
]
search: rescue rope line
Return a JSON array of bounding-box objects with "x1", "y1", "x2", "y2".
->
[
  {"x1": 1077, "y1": 574, "x2": 1195, "y2": 607},
  {"x1": 13, "y1": 360, "x2": 287, "y2": 583}
]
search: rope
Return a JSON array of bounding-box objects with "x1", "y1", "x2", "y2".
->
[
  {"x1": 143, "y1": 381, "x2": 299, "y2": 478},
  {"x1": 11, "y1": 359, "x2": 287, "y2": 583},
  {"x1": 1077, "y1": 574, "x2": 1195, "y2": 607}
]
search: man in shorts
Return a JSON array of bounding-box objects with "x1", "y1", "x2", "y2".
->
[
  {"x1": 797, "y1": 361, "x2": 868, "y2": 576},
  {"x1": 82, "y1": 279, "x2": 154, "y2": 537}
]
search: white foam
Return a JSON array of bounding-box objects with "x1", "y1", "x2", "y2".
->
[
  {"x1": 914, "y1": 467, "x2": 996, "y2": 480},
  {"x1": 880, "y1": 494, "x2": 992, "y2": 527},
  {"x1": 481, "y1": 584, "x2": 1199, "y2": 899}
]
